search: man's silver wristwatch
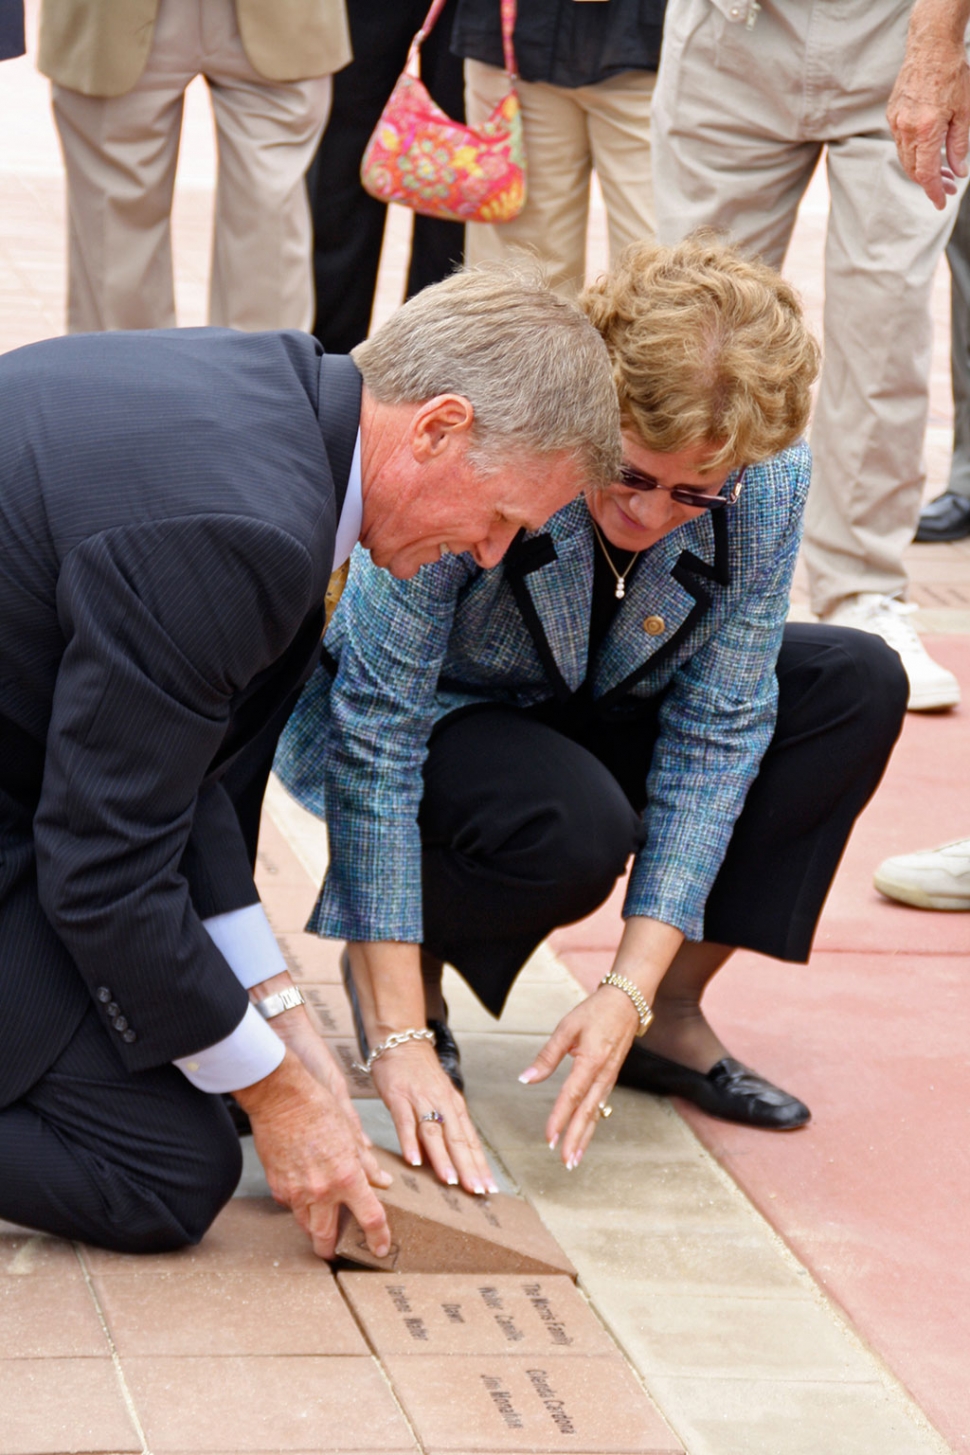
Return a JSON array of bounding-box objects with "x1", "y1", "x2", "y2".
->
[{"x1": 252, "y1": 986, "x2": 306, "y2": 1020}]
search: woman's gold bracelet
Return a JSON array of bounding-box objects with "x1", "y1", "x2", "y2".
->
[
  {"x1": 353, "y1": 1026, "x2": 436, "y2": 1076},
  {"x1": 598, "y1": 972, "x2": 655, "y2": 1037}
]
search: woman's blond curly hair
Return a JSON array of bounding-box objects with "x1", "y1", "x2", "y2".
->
[{"x1": 580, "y1": 233, "x2": 820, "y2": 474}]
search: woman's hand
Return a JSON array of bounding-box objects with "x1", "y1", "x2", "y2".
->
[
  {"x1": 519, "y1": 916, "x2": 685, "y2": 1169},
  {"x1": 371, "y1": 1038, "x2": 498, "y2": 1196},
  {"x1": 519, "y1": 988, "x2": 640, "y2": 1170}
]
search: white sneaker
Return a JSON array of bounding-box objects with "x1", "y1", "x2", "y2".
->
[
  {"x1": 873, "y1": 837, "x2": 970, "y2": 910},
  {"x1": 822, "y1": 593, "x2": 961, "y2": 711}
]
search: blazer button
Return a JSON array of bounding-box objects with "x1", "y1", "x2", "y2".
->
[
  {"x1": 643, "y1": 614, "x2": 665, "y2": 636},
  {"x1": 112, "y1": 1015, "x2": 128, "y2": 1032},
  {"x1": 96, "y1": 987, "x2": 112, "y2": 1003},
  {"x1": 121, "y1": 1029, "x2": 137, "y2": 1044},
  {"x1": 106, "y1": 1002, "x2": 120, "y2": 1017}
]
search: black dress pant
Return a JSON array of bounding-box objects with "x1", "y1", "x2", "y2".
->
[
  {"x1": 309, "y1": 0, "x2": 465, "y2": 353},
  {"x1": 0, "y1": 1002, "x2": 241, "y2": 1251},
  {"x1": 418, "y1": 624, "x2": 908, "y2": 1016}
]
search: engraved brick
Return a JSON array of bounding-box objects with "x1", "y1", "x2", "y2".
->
[
  {"x1": 335, "y1": 1149, "x2": 575, "y2": 1277},
  {"x1": 338, "y1": 1273, "x2": 617, "y2": 1357},
  {"x1": 277, "y1": 932, "x2": 345, "y2": 984},
  {"x1": 303, "y1": 983, "x2": 356, "y2": 1039},
  {"x1": 382, "y1": 1355, "x2": 683, "y2": 1453}
]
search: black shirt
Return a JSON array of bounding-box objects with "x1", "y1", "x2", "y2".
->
[{"x1": 452, "y1": 0, "x2": 666, "y2": 88}]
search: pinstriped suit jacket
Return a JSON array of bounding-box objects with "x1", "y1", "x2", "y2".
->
[
  {"x1": 0, "y1": 328, "x2": 359, "y2": 1105},
  {"x1": 276, "y1": 442, "x2": 811, "y2": 946}
]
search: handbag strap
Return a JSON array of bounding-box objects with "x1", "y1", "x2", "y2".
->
[{"x1": 412, "y1": 0, "x2": 518, "y2": 78}]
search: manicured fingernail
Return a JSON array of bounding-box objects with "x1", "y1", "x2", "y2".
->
[
  {"x1": 519, "y1": 1068, "x2": 539, "y2": 1084},
  {"x1": 375, "y1": 1241, "x2": 390, "y2": 1258},
  {"x1": 409, "y1": 1155, "x2": 422, "y2": 1167},
  {"x1": 573, "y1": 1148, "x2": 584, "y2": 1168},
  {"x1": 472, "y1": 1180, "x2": 485, "y2": 1195},
  {"x1": 487, "y1": 1180, "x2": 499, "y2": 1194},
  {"x1": 548, "y1": 1135, "x2": 559, "y2": 1151},
  {"x1": 565, "y1": 1157, "x2": 576, "y2": 1171},
  {"x1": 446, "y1": 1171, "x2": 459, "y2": 1186}
]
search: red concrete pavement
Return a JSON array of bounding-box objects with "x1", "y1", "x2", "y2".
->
[{"x1": 553, "y1": 635, "x2": 970, "y2": 1455}]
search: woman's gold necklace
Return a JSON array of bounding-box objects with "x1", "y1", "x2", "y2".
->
[{"x1": 589, "y1": 514, "x2": 641, "y2": 600}]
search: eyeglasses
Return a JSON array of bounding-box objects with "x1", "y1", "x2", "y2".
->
[{"x1": 615, "y1": 465, "x2": 746, "y2": 511}]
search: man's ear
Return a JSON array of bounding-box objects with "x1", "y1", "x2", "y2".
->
[{"x1": 410, "y1": 394, "x2": 475, "y2": 460}]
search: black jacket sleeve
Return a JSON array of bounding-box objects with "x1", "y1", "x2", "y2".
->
[{"x1": 33, "y1": 515, "x2": 316, "y2": 1071}]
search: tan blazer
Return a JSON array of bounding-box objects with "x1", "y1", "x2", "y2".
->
[{"x1": 38, "y1": 0, "x2": 352, "y2": 96}]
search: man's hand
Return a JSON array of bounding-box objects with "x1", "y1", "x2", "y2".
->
[
  {"x1": 888, "y1": 0, "x2": 970, "y2": 207},
  {"x1": 232, "y1": 1049, "x2": 392, "y2": 1261},
  {"x1": 262, "y1": 987, "x2": 390, "y2": 1191}
]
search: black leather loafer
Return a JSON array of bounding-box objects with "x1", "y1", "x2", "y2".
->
[
  {"x1": 340, "y1": 949, "x2": 464, "y2": 1092},
  {"x1": 222, "y1": 1093, "x2": 252, "y2": 1138},
  {"x1": 618, "y1": 1043, "x2": 810, "y2": 1130},
  {"x1": 914, "y1": 491, "x2": 970, "y2": 542}
]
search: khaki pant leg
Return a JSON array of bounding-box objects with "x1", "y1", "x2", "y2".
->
[
  {"x1": 651, "y1": 0, "x2": 819, "y2": 267},
  {"x1": 804, "y1": 132, "x2": 962, "y2": 613},
  {"x1": 199, "y1": 0, "x2": 331, "y2": 331},
  {"x1": 464, "y1": 60, "x2": 592, "y2": 298},
  {"x1": 51, "y1": 0, "x2": 200, "y2": 332},
  {"x1": 582, "y1": 70, "x2": 657, "y2": 259}
]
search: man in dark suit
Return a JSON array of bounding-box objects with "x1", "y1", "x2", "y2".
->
[
  {"x1": 0, "y1": 0, "x2": 25, "y2": 60},
  {"x1": 0, "y1": 269, "x2": 618, "y2": 1257}
]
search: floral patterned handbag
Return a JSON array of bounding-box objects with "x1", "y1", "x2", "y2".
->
[{"x1": 359, "y1": 0, "x2": 525, "y2": 225}]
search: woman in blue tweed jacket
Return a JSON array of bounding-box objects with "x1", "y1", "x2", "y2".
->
[{"x1": 277, "y1": 238, "x2": 907, "y2": 1191}]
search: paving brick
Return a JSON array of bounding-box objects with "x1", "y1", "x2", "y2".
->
[
  {"x1": 338, "y1": 1273, "x2": 617, "y2": 1357},
  {"x1": 336, "y1": 1149, "x2": 575, "y2": 1277},
  {"x1": 0, "y1": 1359, "x2": 139, "y2": 1454},
  {"x1": 124, "y1": 1355, "x2": 416, "y2": 1452},
  {"x1": 278, "y1": 932, "x2": 345, "y2": 984},
  {"x1": 382, "y1": 1354, "x2": 683, "y2": 1453},
  {"x1": 303, "y1": 983, "x2": 356, "y2": 1039},
  {"x1": 329, "y1": 1038, "x2": 381, "y2": 1098},
  {"x1": 0, "y1": 1270, "x2": 110, "y2": 1357},
  {"x1": 95, "y1": 1270, "x2": 366, "y2": 1356},
  {"x1": 260, "y1": 881, "x2": 318, "y2": 935},
  {"x1": 80, "y1": 1197, "x2": 327, "y2": 1275},
  {"x1": 0, "y1": 1224, "x2": 80, "y2": 1275},
  {"x1": 254, "y1": 818, "x2": 315, "y2": 887}
]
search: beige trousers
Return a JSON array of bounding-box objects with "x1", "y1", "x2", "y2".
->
[
  {"x1": 652, "y1": 0, "x2": 963, "y2": 616},
  {"x1": 51, "y1": 0, "x2": 332, "y2": 332},
  {"x1": 464, "y1": 61, "x2": 656, "y2": 299}
]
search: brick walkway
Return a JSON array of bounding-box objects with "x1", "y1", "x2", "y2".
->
[{"x1": 2, "y1": 8, "x2": 968, "y2": 1454}]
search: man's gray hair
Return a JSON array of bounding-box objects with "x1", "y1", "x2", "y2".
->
[{"x1": 351, "y1": 264, "x2": 621, "y2": 488}]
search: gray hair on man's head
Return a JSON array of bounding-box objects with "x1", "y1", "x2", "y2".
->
[{"x1": 351, "y1": 263, "x2": 621, "y2": 488}]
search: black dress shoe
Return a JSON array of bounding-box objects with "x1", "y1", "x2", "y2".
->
[
  {"x1": 914, "y1": 491, "x2": 970, "y2": 542},
  {"x1": 340, "y1": 949, "x2": 464, "y2": 1092},
  {"x1": 617, "y1": 1043, "x2": 810, "y2": 1130},
  {"x1": 222, "y1": 1093, "x2": 252, "y2": 1137},
  {"x1": 427, "y1": 1014, "x2": 465, "y2": 1093}
]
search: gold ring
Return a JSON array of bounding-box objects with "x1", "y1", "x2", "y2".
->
[{"x1": 597, "y1": 1102, "x2": 613, "y2": 1120}]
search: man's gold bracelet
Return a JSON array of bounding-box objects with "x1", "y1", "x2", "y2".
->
[{"x1": 599, "y1": 972, "x2": 655, "y2": 1037}]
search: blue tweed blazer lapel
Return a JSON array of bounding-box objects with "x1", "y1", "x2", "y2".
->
[
  {"x1": 597, "y1": 509, "x2": 721, "y2": 698},
  {"x1": 506, "y1": 499, "x2": 727, "y2": 705}
]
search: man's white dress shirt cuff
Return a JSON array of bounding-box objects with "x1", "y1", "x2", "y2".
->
[
  {"x1": 174, "y1": 1003, "x2": 285, "y2": 1093},
  {"x1": 201, "y1": 902, "x2": 287, "y2": 988},
  {"x1": 174, "y1": 903, "x2": 290, "y2": 1093}
]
